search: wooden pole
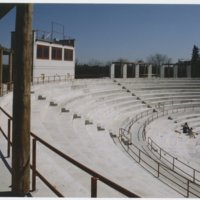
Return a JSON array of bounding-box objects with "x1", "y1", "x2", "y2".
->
[
  {"x1": 0, "y1": 49, "x2": 3, "y2": 96},
  {"x1": 8, "y1": 52, "x2": 13, "y2": 91},
  {"x1": 12, "y1": 4, "x2": 33, "y2": 196}
]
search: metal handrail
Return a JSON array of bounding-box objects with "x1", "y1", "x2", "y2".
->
[
  {"x1": 0, "y1": 74, "x2": 74, "y2": 96},
  {"x1": 120, "y1": 104, "x2": 200, "y2": 196},
  {"x1": 118, "y1": 128, "x2": 200, "y2": 197},
  {"x1": 0, "y1": 107, "x2": 139, "y2": 198},
  {"x1": 32, "y1": 74, "x2": 74, "y2": 85},
  {"x1": 147, "y1": 137, "x2": 200, "y2": 184},
  {"x1": 140, "y1": 110, "x2": 200, "y2": 184}
]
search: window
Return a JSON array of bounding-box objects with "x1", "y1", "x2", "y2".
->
[
  {"x1": 64, "y1": 49, "x2": 73, "y2": 61},
  {"x1": 37, "y1": 45, "x2": 49, "y2": 59},
  {"x1": 52, "y1": 47, "x2": 62, "y2": 60}
]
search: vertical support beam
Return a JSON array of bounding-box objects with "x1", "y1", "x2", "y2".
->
[
  {"x1": 173, "y1": 65, "x2": 178, "y2": 78},
  {"x1": 91, "y1": 177, "x2": 98, "y2": 197},
  {"x1": 110, "y1": 63, "x2": 115, "y2": 78},
  {"x1": 160, "y1": 65, "x2": 165, "y2": 78},
  {"x1": 12, "y1": 4, "x2": 33, "y2": 196},
  {"x1": 8, "y1": 52, "x2": 13, "y2": 90},
  {"x1": 123, "y1": 63, "x2": 127, "y2": 78},
  {"x1": 187, "y1": 65, "x2": 191, "y2": 78},
  {"x1": 0, "y1": 49, "x2": 3, "y2": 96},
  {"x1": 135, "y1": 64, "x2": 139, "y2": 78},
  {"x1": 148, "y1": 64, "x2": 152, "y2": 78}
]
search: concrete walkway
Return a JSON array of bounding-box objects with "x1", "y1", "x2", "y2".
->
[{"x1": 0, "y1": 149, "x2": 12, "y2": 196}]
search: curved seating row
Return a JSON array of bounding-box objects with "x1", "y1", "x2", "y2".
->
[{"x1": 0, "y1": 78, "x2": 184, "y2": 197}]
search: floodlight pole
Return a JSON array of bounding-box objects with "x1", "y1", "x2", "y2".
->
[{"x1": 12, "y1": 4, "x2": 33, "y2": 196}]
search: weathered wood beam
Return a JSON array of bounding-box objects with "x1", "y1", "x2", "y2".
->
[
  {"x1": 0, "y1": 49, "x2": 2, "y2": 96},
  {"x1": 8, "y1": 52, "x2": 13, "y2": 90},
  {"x1": 12, "y1": 4, "x2": 33, "y2": 196}
]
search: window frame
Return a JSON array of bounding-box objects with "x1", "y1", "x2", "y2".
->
[
  {"x1": 36, "y1": 44, "x2": 49, "y2": 60},
  {"x1": 51, "y1": 47, "x2": 62, "y2": 60},
  {"x1": 64, "y1": 48, "x2": 73, "y2": 61}
]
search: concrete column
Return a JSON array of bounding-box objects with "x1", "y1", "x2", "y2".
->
[
  {"x1": 173, "y1": 65, "x2": 178, "y2": 78},
  {"x1": 135, "y1": 64, "x2": 140, "y2": 78},
  {"x1": 148, "y1": 64, "x2": 152, "y2": 78},
  {"x1": 187, "y1": 65, "x2": 191, "y2": 78},
  {"x1": 110, "y1": 63, "x2": 115, "y2": 78},
  {"x1": 160, "y1": 65, "x2": 165, "y2": 78},
  {"x1": 123, "y1": 63, "x2": 127, "y2": 78}
]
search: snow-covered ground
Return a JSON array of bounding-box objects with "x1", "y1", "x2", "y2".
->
[{"x1": 1, "y1": 78, "x2": 200, "y2": 197}]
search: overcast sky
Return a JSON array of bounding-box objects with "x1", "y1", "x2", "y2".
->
[{"x1": 1, "y1": 3, "x2": 200, "y2": 64}]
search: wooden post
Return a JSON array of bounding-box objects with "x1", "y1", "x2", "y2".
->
[
  {"x1": 8, "y1": 52, "x2": 13, "y2": 91},
  {"x1": 12, "y1": 4, "x2": 33, "y2": 196},
  {"x1": 0, "y1": 49, "x2": 3, "y2": 96}
]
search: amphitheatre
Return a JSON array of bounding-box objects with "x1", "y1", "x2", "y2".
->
[
  {"x1": 0, "y1": 74, "x2": 200, "y2": 197},
  {"x1": 1, "y1": 4, "x2": 200, "y2": 198}
]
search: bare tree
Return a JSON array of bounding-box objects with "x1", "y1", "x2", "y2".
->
[
  {"x1": 116, "y1": 58, "x2": 129, "y2": 63},
  {"x1": 147, "y1": 53, "x2": 171, "y2": 65},
  {"x1": 147, "y1": 53, "x2": 172, "y2": 75}
]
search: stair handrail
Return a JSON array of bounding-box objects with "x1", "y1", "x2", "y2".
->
[{"x1": 119, "y1": 127, "x2": 200, "y2": 197}]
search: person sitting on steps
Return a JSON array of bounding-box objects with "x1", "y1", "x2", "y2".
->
[{"x1": 182, "y1": 122, "x2": 189, "y2": 134}]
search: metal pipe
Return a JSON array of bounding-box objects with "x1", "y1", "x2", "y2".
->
[
  {"x1": 7, "y1": 119, "x2": 11, "y2": 157},
  {"x1": 32, "y1": 138, "x2": 37, "y2": 192},
  {"x1": 91, "y1": 177, "x2": 98, "y2": 197}
]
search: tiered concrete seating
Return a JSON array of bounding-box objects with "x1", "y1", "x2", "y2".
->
[
  {"x1": 30, "y1": 79, "x2": 180, "y2": 197},
  {"x1": 116, "y1": 78, "x2": 200, "y2": 111},
  {"x1": 0, "y1": 78, "x2": 185, "y2": 197}
]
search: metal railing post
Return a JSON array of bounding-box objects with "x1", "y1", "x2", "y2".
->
[
  {"x1": 159, "y1": 147, "x2": 161, "y2": 159},
  {"x1": 32, "y1": 138, "x2": 37, "y2": 191},
  {"x1": 157, "y1": 163, "x2": 160, "y2": 178},
  {"x1": 187, "y1": 180, "x2": 189, "y2": 197},
  {"x1": 7, "y1": 118, "x2": 11, "y2": 157},
  {"x1": 91, "y1": 177, "x2": 98, "y2": 197},
  {"x1": 138, "y1": 149, "x2": 141, "y2": 163},
  {"x1": 193, "y1": 169, "x2": 195, "y2": 183}
]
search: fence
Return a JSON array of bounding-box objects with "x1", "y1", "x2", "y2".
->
[
  {"x1": 32, "y1": 74, "x2": 74, "y2": 85},
  {"x1": 0, "y1": 107, "x2": 139, "y2": 197},
  {"x1": 0, "y1": 74, "x2": 74, "y2": 97}
]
